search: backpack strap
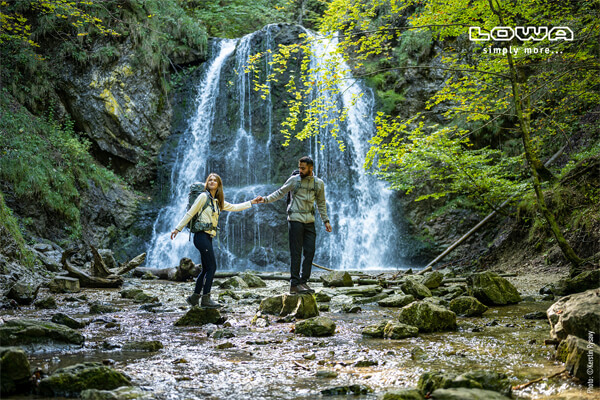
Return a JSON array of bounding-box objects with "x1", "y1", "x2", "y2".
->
[{"x1": 188, "y1": 192, "x2": 215, "y2": 240}]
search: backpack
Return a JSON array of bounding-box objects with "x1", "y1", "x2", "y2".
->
[
  {"x1": 286, "y1": 170, "x2": 317, "y2": 215},
  {"x1": 186, "y1": 182, "x2": 217, "y2": 235}
]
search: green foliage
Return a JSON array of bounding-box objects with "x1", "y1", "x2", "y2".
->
[
  {"x1": 0, "y1": 190, "x2": 36, "y2": 269},
  {"x1": 0, "y1": 89, "x2": 121, "y2": 238}
]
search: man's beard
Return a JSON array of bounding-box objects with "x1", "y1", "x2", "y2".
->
[{"x1": 299, "y1": 171, "x2": 306, "y2": 178}]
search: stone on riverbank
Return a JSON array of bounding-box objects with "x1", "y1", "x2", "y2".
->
[
  {"x1": 120, "y1": 288, "x2": 159, "y2": 304},
  {"x1": 335, "y1": 284, "x2": 383, "y2": 297},
  {"x1": 122, "y1": 340, "x2": 163, "y2": 352},
  {"x1": 556, "y1": 334, "x2": 600, "y2": 385},
  {"x1": 0, "y1": 347, "x2": 31, "y2": 395},
  {"x1": 81, "y1": 386, "x2": 153, "y2": 400},
  {"x1": 48, "y1": 276, "x2": 80, "y2": 293},
  {"x1": 378, "y1": 294, "x2": 415, "y2": 308},
  {"x1": 315, "y1": 289, "x2": 336, "y2": 302},
  {"x1": 361, "y1": 321, "x2": 388, "y2": 338},
  {"x1": 89, "y1": 302, "x2": 119, "y2": 314},
  {"x1": 220, "y1": 276, "x2": 249, "y2": 290},
  {"x1": 430, "y1": 388, "x2": 511, "y2": 400},
  {"x1": 321, "y1": 271, "x2": 354, "y2": 287},
  {"x1": 174, "y1": 307, "x2": 222, "y2": 326},
  {"x1": 0, "y1": 318, "x2": 84, "y2": 346},
  {"x1": 401, "y1": 278, "x2": 432, "y2": 299},
  {"x1": 398, "y1": 301, "x2": 457, "y2": 332},
  {"x1": 330, "y1": 295, "x2": 360, "y2": 313},
  {"x1": 384, "y1": 321, "x2": 419, "y2": 339},
  {"x1": 449, "y1": 296, "x2": 488, "y2": 317},
  {"x1": 551, "y1": 269, "x2": 600, "y2": 296},
  {"x1": 240, "y1": 271, "x2": 267, "y2": 288},
  {"x1": 547, "y1": 288, "x2": 600, "y2": 343},
  {"x1": 7, "y1": 281, "x2": 40, "y2": 305},
  {"x1": 34, "y1": 296, "x2": 57, "y2": 309},
  {"x1": 258, "y1": 294, "x2": 318, "y2": 319},
  {"x1": 51, "y1": 313, "x2": 86, "y2": 329},
  {"x1": 467, "y1": 271, "x2": 521, "y2": 305},
  {"x1": 418, "y1": 370, "x2": 512, "y2": 397},
  {"x1": 38, "y1": 362, "x2": 131, "y2": 397},
  {"x1": 381, "y1": 388, "x2": 425, "y2": 400},
  {"x1": 423, "y1": 271, "x2": 444, "y2": 289},
  {"x1": 295, "y1": 316, "x2": 336, "y2": 337}
]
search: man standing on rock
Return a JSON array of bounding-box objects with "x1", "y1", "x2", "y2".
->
[{"x1": 259, "y1": 156, "x2": 332, "y2": 294}]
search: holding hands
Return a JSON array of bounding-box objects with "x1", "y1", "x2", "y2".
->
[{"x1": 251, "y1": 195, "x2": 264, "y2": 204}]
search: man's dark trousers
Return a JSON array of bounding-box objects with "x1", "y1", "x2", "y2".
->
[{"x1": 288, "y1": 221, "x2": 316, "y2": 286}]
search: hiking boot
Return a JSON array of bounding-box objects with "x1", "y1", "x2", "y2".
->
[
  {"x1": 290, "y1": 285, "x2": 309, "y2": 294},
  {"x1": 186, "y1": 293, "x2": 200, "y2": 307},
  {"x1": 201, "y1": 294, "x2": 221, "y2": 308},
  {"x1": 300, "y1": 283, "x2": 315, "y2": 294}
]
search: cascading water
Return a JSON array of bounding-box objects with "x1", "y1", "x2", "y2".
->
[{"x1": 145, "y1": 25, "x2": 405, "y2": 271}]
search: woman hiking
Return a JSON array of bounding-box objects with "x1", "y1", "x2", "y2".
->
[{"x1": 170, "y1": 173, "x2": 263, "y2": 308}]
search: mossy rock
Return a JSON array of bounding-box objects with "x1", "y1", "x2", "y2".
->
[
  {"x1": 381, "y1": 389, "x2": 425, "y2": 400},
  {"x1": 361, "y1": 321, "x2": 388, "y2": 338},
  {"x1": 383, "y1": 321, "x2": 419, "y2": 339},
  {"x1": 552, "y1": 269, "x2": 600, "y2": 296},
  {"x1": 38, "y1": 362, "x2": 131, "y2": 397},
  {"x1": 378, "y1": 294, "x2": 415, "y2": 308},
  {"x1": 89, "y1": 302, "x2": 119, "y2": 314},
  {"x1": 467, "y1": 272, "x2": 521, "y2": 305},
  {"x1": 398, "y1": 301, "x2": 457, "y2": 333},
  {"x1": 174, "y1": 307, "x2": 222, "y2": 326},
  {"x1": 320, "y1": 271, "x2": 354, "y2": 287},
  {"x1": 556, "y1": 335, "x2": 600, "y2": 385},
  {"x1": 51, "y1": 313, "x2": 86, "y2": 329},
  {"x1": 418, "y1": 370, "x2": 512, "y2": 397},
  {"x1": 219, "y1": 276, "x2": 249, "y2": 290},
  {"x1": 258, "y1": 294, "x2": 318, "y2": 319},
  {"x1": 0, "y1": 347, "x2": 31, "y2": 395},
  {"x1": 34, "y1": 296, "x2": 57, "y2": 309},
  {"x1": 80, "y1": 386, "x2": 153, "y2": 400},
  {"x1": 240, "y1": 272, "x2": 267, "y2": 288},
  {"x1": 449, "y1": 296, "x2": 488, "y2": 317},
  {"x1": 0, "y1": 318, "x2": 84, "y2": 346},
  {"x1": 401, "y1": 278, "x2": 432, "y2": 299},
  {"x1": 430, "y1": 388, "x2": 511, "y2": 400},
  {"x1": 295, "y1": 316, "x2": 336, "y2": 337},
  {"x1": 422, "y1": 271, "x2": 444, "y2": 289},
  {"x1": 122, "y1": 340, "x2": 163, "y2": 352}
]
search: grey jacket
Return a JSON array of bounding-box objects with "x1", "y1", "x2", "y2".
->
[{"x1": 264, "y1": 175, "x2": 329, "y2": 224}]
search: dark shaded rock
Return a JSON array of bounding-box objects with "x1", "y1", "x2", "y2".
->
[
  {"x1": 378, "y1": 294, "x2": 415, "y2": 307},
  {"x1": 7, "y1": 281, "x2": 40, "y2": 305},
  {"x1": 556, "y1": 334, "x2": 600, "y2": 385},
  {"x1": 48, "y1": 276, "x2": 81, "y2": 293},
  {"x1": 174, "y1": 307, "x2": 222, "y2": 326},
  {"x1": 38, "y1": 362, "x2": 131, "y2": 397},
  {"x1": 547, "y1": 288, "x2": 600, "y2": 344},
  {"x1": 384, "y1": 321, "x2": 419, "y2": 339},
  {"x1": 120, "y1": 288, "x2": 159, "y2": 304},
  {"x1": 381, "y1": 389, "x2": 425, "y2": 400},
  {"x1": 398, "y1": 301, "x2": 457, "y2": 332},
  {"x1": 212, "y1": 329, "x2": 235, "y2": 339},
  {"x1": 51, "y1": 313, "x2": 86, "y2": 329},
  {"x1": 523, "y1": 311, "x2": 547, "y2": 320},
  {"x1": 258, "y1": 294, "x2": 318, "y2": 319},
  {"x1": 321, "y1": 385, "x2": 372, "y2": 395},
  {"x1": 122, "y1": 340, "x2": 163, "y2": 352},
  {"x1": 240, "y1": 271, "x2": 267, "y2": 288},
  {"x1": 423, "y1": 271, "x2": 444, "y2": 289},
  {"x1": 89, "y1": 302, "x2": 119, "y2": 314},
  {"x1": 0, "y1": 347, "x2": 31, "y2": 395},
  {"x1": 430, "y1": 388, "x2": 511, "y2": 400},
  {"x1": 467, "y1": 271, "x2": 521, "y2": 305},
  {"x1": 552, "y1": 269, "x2": 600, "y2": 296},
  {"x1": 401, "y1": 278, "x2": 432, "y2": 299},
  {"x1": 295, "y1": 316, "x2": 336, "y2": 337},
  {"x1": 320, "y1": 271, "x2": 354, "y2": 287},
  {"x1": 449, "y1": 296, "x2": 488, "y2": 317},
  {"x1": 171, "y1": 258, "x2": 201, "y2": 281},
  {"x1": 34, "y1": 296, "x2": 57, "y2": 309},
  {"x1": 0, "y1": 318, "x2": 84, "y2": 346},
  {"x1": 362, "y1": 321, "x2": 388, "y2": 338},
  {"x1": 418, "y1": 370, "x2": 512, "y2": 397},
  {"x1": 315, "y1": 289, "x2": 335, "y2": 302}
]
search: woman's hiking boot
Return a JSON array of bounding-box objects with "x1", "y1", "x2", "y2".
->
[
  {"x1": 201, "y1": 294, "x2": 221, "y2": 308},
  {"x1": 299, "y1": 283, "x2": 315, "y2": 294},
  {"x1": 186, "y1": 293, "x2": 200, "y2": 307}
]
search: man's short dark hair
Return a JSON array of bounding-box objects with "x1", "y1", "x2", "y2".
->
[{"x1": 299, "y1": 156, "x2": 314, "y2": 166}]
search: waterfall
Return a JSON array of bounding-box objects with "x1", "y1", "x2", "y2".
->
[{"x1": 145, "y1": 26, "x2": 405, "y2": 271}]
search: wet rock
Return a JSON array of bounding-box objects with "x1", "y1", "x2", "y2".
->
[
  {"x1": 7, "y1": 281, "x2": 40, "y2": 305},
  {"x1": 423, "y1": 271, "x2": 444, "y2": 289},
  {"x1": 384, "y1": 321, "x2": 419, "y2": 339},
  {"x1": 34, "y1": 296, "x2": 58, "y2": 309},
  {"x1": 120, "y1": 288, "x2": 159, "y2": 304},
  {"x1": 556, "y1": 334, "x2": 600, "y2": 385},
  {"x1": 122, "y1": 340, "x2": 163, "y2": 352},
  {"x1": 51, "y1": 313, "x2": 86, "y2": 329},
  {"x1": 335, "y1": 284, "x2": 383, "y2": 297},
  {"x1": 423, "y1": 296, "x2": 448, "y2": 307},
  {"x1": 418, "y1": 370, "x2": 512, "y2": 397},
  {"x1": 219, "y1": 276, "x2": 250, "y2": 290},
  {"x1": 354, "y1": 293, "x2": 389, "y2": 305},
  {"x1": 138, "y1": 302, "x2": 163, "y2": 312},
  {"x1": 467, "y1": 271, "x2": 521, "y2": 305},
  {"x1": 398, "y1": 301, "x2": 457, "y2": 332},
  {"x1": 320, "y1": 271, "x2": 354, "y2": 287},
  {"x1": 449, "y1": 296, "x2": 488, "y2": 317},
  {"x1": 410, "y1": 346, "x2": 428, "y2": 361},
  {"x1": 48, "y1": 276, "x2": 81, "y2": 293},
  {"x1": 81, "y1": 386, "x2": 153, "y2": 400},
  {"x1": 552, "y1": 269, "x2": 600, "y2": 296},
  {"x1": 258, "y1": 294, "x2": 318, "y2": 319},
  {"x1": 316, "y1": 369, "x2": 338, "y2": 378},
  {"x1": 216, "y1": 342, "x2": 235, "y2": 349},
  {"x1": 547, "y1": 288, "x2": 600, "y2": 343},
  {"x1": 218, "y1": 289, "x2": 241, "y2": 301},
  {"x1": 0, "y1": 318, "x2": 84, "y2": 346},
  {"x1": 240, "y1": 271, "x2": 267, "y2": 288},
  {"x1": 430, "y1": 388, "x2": 511, "y2": 400},
  {"x1": 295, "y1": 316, "x2": 336, "y2": 337},
  {"x1": 212, "y1": 329, "x2": 235, "y2": 339},
  {"x1": 330, "y1": 295, "x2": 359, "y2": 313},
  {"x1": 361, "y1": 321, "x2": 388, "y2": 338},
  {"x1": 378, "y1": 294, "x2": 415, "y2": 308},
  {"x1": 0, "y1": 347, "x2": 31, "y2": 395},
  {"x1": 38, "y1": 362, "x2": 131, "y2": 397},
  {"x1": 401, "y1": 278, "x2": 432, "y2": 299},
  {"x1": 381, "y1": 388, "x2": 425, "y2": 400},
  {"x1": 315, "y1": 289, "x2": 336, "y2": 302},
  {"x1": 174, "y1": 306, "x2": 222, "y2": 326},
  {"x1": 441, "y1": 285, "x2": 466, "y2": 301},
  {"x1": 89, "y1": 302, "x2": 119, "y2": 314},
  {"x1": 354, "y1": 358, "x2": 378, "y2": 367},
  {"x1": 321, "y1": 384, "x2": 372, "y2": 395},
  {"x1": 319, "y1": 303, "x2": 330, "y2": 312},
  {"x1": 523, "y1": 311, "x2": 547, "y2": 320}
]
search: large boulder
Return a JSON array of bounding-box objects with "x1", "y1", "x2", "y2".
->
[
  {"x1": 422, "y1": 271, "x2": 444, "y2": 289},
  {"x1": 383, "y1": 321, "x2": 419, "y2": 339},
  {"x1": 295, "y1": 316, "x2": 336, "y2": 337},
  {"x1": 174, "y1": 307, "x2": 222, "y2": 326},
  {"x1": 0, "y1": 318, "x2": 84, "y2": 346},
  {"x1": 449, "y1": 296, "x2": 488, "y2": 317},
  {"x1": 467, "y1": 271, "x2": 521, "y2": 305},
  {"x1": 552, "y1": 270, "x2": 600, "y2": 296},
  {"x1": 401, "y1": 278, "x2": 432, "y2": 299},
  {"x1": 556, "y1": 335, "x2": 600, "y2": 385},
  {"x1": 362, "y1": 321, "x2": 388, "y2": 338},
  {"x1": 398, "y1": 301, "x2": 457, "y2": 332},
  {"x1": 0, "y1": 347, "x2": 31, "y2": 395},
  {"x1": 321, "y1": 271, "x2": 354, "y2": 287},
  {"x1": 48, "y1": 276, "x2": 81, "y2": 293},
  {"x1": 258, "y1": 294, "x2": 318, "y2": 319},
  {"x1": 547, "y1": 288, "x2": 600, "y2": 343},
  {"x1": 378, "y1": 294, "x2": 415, "y2": 308},
  {"x1": 7, "y1": 281, "x2": 40, "y2": 305},
  {"x1": 38, "y1": 362, "x2": 131, "y2": 397},
  {"x1": 219, "y1": 276, "x2": 249, "y2": 290},
  {"x1": 418, "y1": 370, "x2": 512, "y2": 397},
  {"x1": 240, "y1": 271, "x2": 267, "y2": 288}
]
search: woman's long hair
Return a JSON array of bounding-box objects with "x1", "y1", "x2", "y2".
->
[{"x1": 204, "y1": 173, "x2": 224, "y2": 208}]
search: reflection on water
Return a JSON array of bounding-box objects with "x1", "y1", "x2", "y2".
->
[{"x1": 2, "y1": 276, "x2": 597, "y2": 400}]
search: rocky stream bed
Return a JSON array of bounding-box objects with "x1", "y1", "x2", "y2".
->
[{"x1": 1, "y1": 269, "x2": 599, "y2": 400}]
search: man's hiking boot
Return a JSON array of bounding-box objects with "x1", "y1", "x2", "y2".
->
[
  {"x1": 290, "y1": 285, "x2": 309, "y2": 294},
  {"x1": 186, "y1": 293, "x2": 200, "y2": 307},
  {"x1": 299, "y1": 283, "x2": 315, "y2": 294},
  {"x1": 201, "y1": 294, "x2": 221, "y2": 308}
]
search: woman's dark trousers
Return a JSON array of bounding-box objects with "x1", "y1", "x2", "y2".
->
[
  {"x1": 193, "y1": 232, "x2": 217, "y2": 295},
  {"x1": 288, "y1": 221, "x2": 316, "y2": 286}
]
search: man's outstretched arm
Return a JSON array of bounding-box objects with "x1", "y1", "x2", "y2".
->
[{"x1": 261, "y1": 176, "x2": 296, "y2": 204}]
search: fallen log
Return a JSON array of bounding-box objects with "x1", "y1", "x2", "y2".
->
[
  {"x1": 61, "y1": 250, "x2": 123, "y2": 288},
  {"x1": 512, "y1": 369, "x2": 567, "y2": 391},
  {"x1": 115, "y1": 252, "x2": 146, "y2": 275},
  {"x1": 90, "y1": 246, "x2": 112, "y2": 278},
  {"x1": 133, "y1": 258, "x2": 200, "y2": 281}
]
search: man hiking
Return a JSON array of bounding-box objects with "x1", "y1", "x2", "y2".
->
[{"x1": 260, "y1": 156, "x2": 332, "y2": 294}]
